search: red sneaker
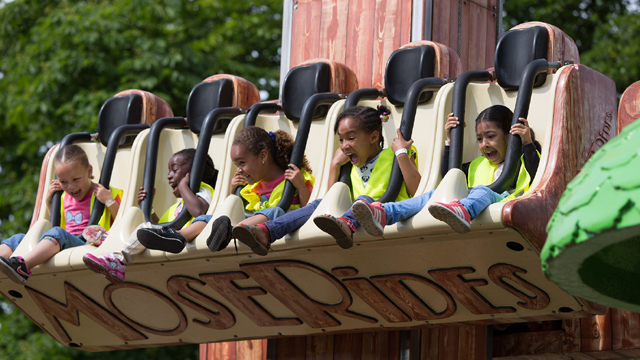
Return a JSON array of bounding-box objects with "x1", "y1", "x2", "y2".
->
[
  {"x1": 428, "y1": 199, "x2": 471, "y2": 234},
  {"x1": 352, "y1": 200, "x2": 386, "y2": 236}
]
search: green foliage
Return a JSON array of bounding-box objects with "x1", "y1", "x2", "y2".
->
[
  {"x1": 503, "y1": 0, "x2": 639, "y2": 95},
  {"x1": 0, "y1": 0, "x2": 281, "y2": 357}
]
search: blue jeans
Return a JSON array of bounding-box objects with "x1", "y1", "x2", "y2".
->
[
  {"x1": 1, "y1": 233, "x2": 26, "y2": 252},
  {"x1": 380, "y1": 185, "x2": 505, "y2": 225},
  {"x1": 263, "y1": 195, "x2": 371, "y2": 242},
  {"x1": 192, "y1": 206, "x2": 286, "y2": 225},
  {"x1": 40, "y1": 227, "x2": 86, "y2": 251}
]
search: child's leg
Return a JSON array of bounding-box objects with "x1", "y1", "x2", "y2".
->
[
  {"x1": 115, "y1": 222, "x2": 160, "y2": 265},
  {"x1": 459, "y1": 185, "x2": 505, "y2": 220},
  {"x1": 23, "y1": 227, "x2": 84, "y2": 270},
  {"x1": 0, "y1": 233, "x2": 26, "y2": 257},
  {"x1": 262, "y1": 199, "x2": 321, "y2": 242},
  {"x1": 380, "y1": 191, "x2": 434, "y2": 225},
  {"x1": 178, "y1": 215, "x2": 211, "y2": 242},
  {"x1": 242, "y1": 207, "x2": 286, "y2": 226}
]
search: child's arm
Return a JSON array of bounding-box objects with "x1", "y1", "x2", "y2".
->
[
  {"x1": 95, "y1": 184, "x2": 120, "y2": 218},
  {"x1": 138, "y1": 187, "x2": 159, "y2": 222},
  {"x1": 230, "y1": 169, "x2": 247, "y2": 194},
  {"x1": 44, "y1": 180, "x2": 62, "y2": 219},
  {"x1": 177, "y1": 173, "x2": 210, "y2": 217},
  {"x1": 285, "y1": 164, "x2": 311, "y2": 207},
  {"x1": 327, "y1": 148, "x2": 350, "y2": 190},
  {"x1": 392, "y1": 129, "x2": 421, "y2": 197},
  {"x1": 511, "y1": 118, "x2": 540, "y2": 179}
]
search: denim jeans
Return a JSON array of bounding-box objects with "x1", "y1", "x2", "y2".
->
[
  {"x1": 263, "y1": 195, "x2": 371, "y2": 242},
  {"x1": 192, "y1": 206, "x2": 286, "y2": 226},
  {"x1": 1, "y1": 233, "x2": 26, "y2": 252},
  {"x1": 40, "y1": 227, "x2": 86, "y2": 251},
  {"x1": 379, "y1": 185, "x2": 505, "y2": 225}
]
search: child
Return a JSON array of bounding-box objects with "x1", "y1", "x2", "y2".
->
[
  {"x1": 232, "y1": 105, "x2": 421, "y2": 255},
  {"x1": 136, "y1": 126, "x2": 315, "y2": 253},
  {"x1": 0, "y1": 145, "x2": 122, "y2": 285},
  {"x1": 82, "y1": 148, "x2": 216, "y2": 282},
  {"x1": 352, "y1": 104, "x2": 540, "y2": 235}
]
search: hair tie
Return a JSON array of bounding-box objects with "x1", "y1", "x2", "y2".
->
[
  {"x1": 268, "y1": 131, "x2": 276, "y2": 141},
  {"x1": 380, "y1": 111, "x2": 390, "y2": 123}
]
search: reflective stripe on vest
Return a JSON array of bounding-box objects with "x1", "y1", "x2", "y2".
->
[
  {"x1": 159, "y1": 182, "x2": 214, "y2": 229},
  {"x1": 467, "y1": 155, "x2": 532, "y2": 202},
  {"x1": 60, "y1": 186, "x2": 123, "y2": 232},
  {"x1": 241, "y1": 169, "x2": 315, "y2": 212},
  {"x1": 349, "y1": 146, "x2": 418, "y2": 202}
]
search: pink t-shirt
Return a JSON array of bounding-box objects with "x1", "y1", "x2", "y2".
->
[
  {"x1": 251, "y1": 174, "x2": 313, "y2": 206},
  {"x1": 63, "y1": 190, "x2": 93, "y2": 236}
]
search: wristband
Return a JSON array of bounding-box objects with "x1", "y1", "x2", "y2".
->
[
  {"x1": 445, "y1": 140, "x2": 451, "y2": 146},
  {"x1": 395, "y1": 148, "x2": 408, "y2": 157},
  {"x1": 105, "y1": 199, "x2": 116, "y2": 207}
]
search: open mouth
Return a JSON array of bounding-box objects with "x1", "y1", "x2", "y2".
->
[
  {"x1": 69, "y1": 189, "x2": 83, "y2": 198},
  {"x1": 485, "y1": 150, "x2": 498, "y2": 160},
  {"x1": 346, "y1": 153, "x2": 358, "y2": 165}
]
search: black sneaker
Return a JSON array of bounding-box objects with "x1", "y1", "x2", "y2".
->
[
  {"x1": 137, "y1": 227, "x2": 187, "y2": 254},
  {"x1": 206, "y1": 216, "x2": 233, "y2": 253},
  {"x1": 0, "y1": 256, "x2": 31, "y2": 285}
]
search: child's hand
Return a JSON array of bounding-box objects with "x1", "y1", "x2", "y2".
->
[
  {"x1": 391, "y1": 128, "x2": 413, "y2": 154},
  {"x1": 230, "y1": 169, "x2": 247, "y2": 189},
  {"x1": 285, "y1": 164, "x2": 306, "y2": 189},
  {"x1": 137, "y1": 187, "x2": 156, "y2": 206},
  {"x1": 445, "y1": 113, "x2": 465, "y2": 142},
  {"x1": 331, "y1": 148, "x2": 350, "y2": 168},
  {"x1": 46, "y1": 180, "x2": 62, "y2": 203},
  {"x1": 94, "y1": 184, "x2": 113, "y2": 204},
  {"x1": 510, "y1": 118, "x2": 533, "y2": 145},
  {"x1": 180, "y1": 172, "x2": 191, "y2": 189}
]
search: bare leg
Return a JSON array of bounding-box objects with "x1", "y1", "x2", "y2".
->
[
  {"x1": 22, "y1": 237, "x2": 61, "y2": 270},
  {"x1": 0, "y1": 244, "x2": 13, "y2": 258},
  {"x1": 178, "y1": 222, "x2": 207, "y2": 242},
  {"x1": 237, "y1": 214, "x2": 269, "y2": 227}
]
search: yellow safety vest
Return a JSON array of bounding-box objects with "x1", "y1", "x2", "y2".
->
[
  {"x1": 241, "y1": 170, "x2": 315, "y2": 212},
  {"x1": 60, "y1": 186, "x2": 123, "y2": 231},
  {"x1": 467, "y1": 155, "x2": 533, "y2": 201},
  {"x1": 349, "y1": 146, "x2": 418, "y2": 202},
  {"x1": 159, "y1": 182, "x2": 214, "y2": 229}
]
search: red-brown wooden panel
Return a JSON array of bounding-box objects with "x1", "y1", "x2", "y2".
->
[
  {"x1": 399, "y1": 0, "x2": 413, "y2": 47},
  {"x1": 345, "y1": 0, "x2": 376, "y2": 87},
  {"x1": 306, "y1": 335, "x2": 334, "y2": 360},
  {"x1": 421, "y1": 327, "x2": 440, "y2": 360},
  {"x1": 611, "y1": 309, "x2": 640, "y2": 350},
  {"x1": 362, "y1": 331, "x2": 389, "y2": 360},
  {"x1": 334, "y1": 333, "x2": 363, "y2": 360},
  {"x1": 290, "y1": 0, "x2": 322, "y2": 68},
  {"x1": 563, "y1": 319, "x2": 582, "y2": 353},
  {"x1": 438, "y1": 327, "x2": 459, "y2": 360},
  {"x1": 618, "y1": 80, "x2": 640, "y2": 132},
  {"x1": 493, "y1": 330, "x2": 564, "y2": 357},
  {"x1": 276, "y1": 336, "x2": 307, "y2": 360},
  {"x1": 580, "y1": 309, "x2": 612, "y2": 352},
  {"x1": 372, "y1": 0, "x2": 410, "y2": 88},
  {"x1": 237, "y1": 340, "x2": 267, "y2": 360},
  {"x1": 387, "y1": 331, "x2": 401, "y2": 360},
  {"x1": 432, "y1": 0, "x2": 453, "y2": 49},
  {"x1": 319, "y1": 0, "x2": 349, "y2": 64},
  {"x1": 458, "y1": 0, "x2": 470, "y2": 71},
  {"x1": 201, "y1": 342, "x2": 237, "y2": 360}
]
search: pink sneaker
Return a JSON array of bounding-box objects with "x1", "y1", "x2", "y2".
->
[
  {"x1": 83, "y1": 253, "x2": 126, "y2": 283},
  {"x1": 352, "y1": 200, "x2": 386, "y2": 236},
  {"x1": 428, "y1": 199, "x2": 471, "y2": 234},
  {"x1": 82, "y1": 225, "x2": 108, "y2": 246}
]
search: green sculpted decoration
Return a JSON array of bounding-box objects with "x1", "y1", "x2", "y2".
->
[{"x1": 542, "y1": 118, "x2": 640, "y2": 311}]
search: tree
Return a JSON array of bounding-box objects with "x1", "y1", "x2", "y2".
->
[
  {"x1": 0, "y1": 0, "x2": 282, "y2": 357},
  {"x1": 503, "y1": 0, "x2": 639, "y2": 94}
]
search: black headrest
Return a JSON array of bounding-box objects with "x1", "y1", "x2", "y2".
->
[
  {"x1": 186, "y1": 79, "x2": 234, "y2": 134},
  {"x1": 495, "y1": 26, "x2": 549, "y2": 91},
  {"x1": 281, "y1": 62, "x2": 332, "y2": 121},
  {"x1": 97, "y1": 94, "x2": 143, "y2": 147},
  {"x1": 384, "y1": 45, "x2": 436, "y2": 106}
]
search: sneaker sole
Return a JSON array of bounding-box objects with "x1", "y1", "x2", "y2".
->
[
  {"x1": 313, "y1": 217, "x2": 353, "y2": 249},
  {"x1": 137, "y1": 229, "x2": 186, "y2": 254},
  {"x1": 352, "y1": 202, "x2": 384, "y2": 237},
  {"x1": 0, "y1": 260, "x2": 27, "y2": 285},
  {"x1": 82, "y1": 256, "x2": 125, "y2": 284},
  {"x1": 232, "y1": 227, "x2": 269, "y2": 256},
  {"x1": 428, "y1": 204, "x2": 471, "y2": 234},
  {"x1": 206, "y1": 216, "x2": 232, "y2": 253}
]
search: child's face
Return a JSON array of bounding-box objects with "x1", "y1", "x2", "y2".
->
[
  {"x1": 337, "y1": 117, "x2": 380, "y2": 168},
  {"x1": 55, "y1": 161, "x2": 93, "y2": 201},
  {"x1": 230, "y1": 144, "x2": 266, "y2": 185},
  {"x1": 167, "y1": 154, "x2": 192, "y2": 197},
  {"x1": 476, "y1": 120, "x2": 509, "y2": 165}
]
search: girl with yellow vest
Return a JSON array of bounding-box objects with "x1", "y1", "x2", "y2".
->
[
  {"x1": 133, "y1": 126, "x2": 314, "y2": 254},
  {"x1": 0, "y1": 145, "x2": 123, "y2": 285},
  {"x1": 353, "y1": 105, "x2": 541, "y2": 236},
  {"x1": 232, "y1": 105, "x2": 421, "y2": 255},
  {"x1": 83, "y1": 148, "x2": 216, "y2": 283}
]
